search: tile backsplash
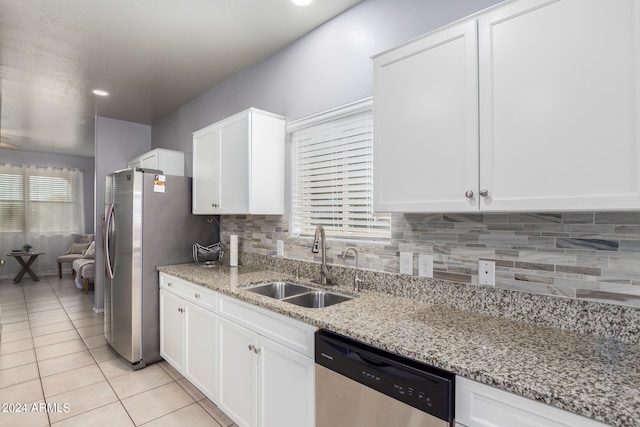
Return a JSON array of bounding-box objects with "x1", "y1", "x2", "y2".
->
[{"x1": 220, "y1": 212, "x2": 640, "y2": 308}]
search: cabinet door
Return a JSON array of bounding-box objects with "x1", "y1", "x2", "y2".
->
[
  {"x1": 218, "y1": 113, "x2": 250, "y2": 213},
  {"x1": 138, "y1": 152, "x2": 158, "y2": 169},
  {"x1": 218, "y1": 317, "x2": 258, "y2": 427},
  {"x1": 249, "y1": 112, "x2": 285, "y2": 214},
  {"x1": 159, "y1": 289, "x2": 184, "y2": 372},
  {"x1": 478, "y1": 0, "x2": 640, "y2": 211},
  {"x1": 373, "y1": 20, "x2": 479, "y2": 212},
  {"x1": 156, "y1": 149, "x2": 185, "y2": 176},
  {"x1": 185, "y1": 301, "x2": 217, "y2": 402},
  {"x1": 192, "y1": 126, "x2": 221, "y2": 214},
  {"x1": 258, "y1": 336, "x2": 314, "y2": 427}
]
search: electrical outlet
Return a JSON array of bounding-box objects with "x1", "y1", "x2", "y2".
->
[
  {"x1": 418, "y1": 254, "x2": 433, "y2": 278},
  {"x1": 400, "y1": 252, "x2": 413, "y2": 275},
  {"x1": 276, "y1": 240, "x2": 284, "y2": 257},
  {"x1": 478, "y1": 260, "x2": 495, "y2": 286}
]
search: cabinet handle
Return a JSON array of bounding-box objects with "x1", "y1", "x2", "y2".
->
[
  {"x1": 178, "y1": 307, "x2": 183, "y2": 313},
  {"x1": 168, "y1": 282, "x2": 173, "y2": 287},
  {"x1": 479, "y1": 189, "x2": 489, "y2": 197},
  {"x1": 254, "y1": 347, "x2": 261, "y2": 354},
  {"x1": 465, "y1": 190, "x2": 474, "y2": 199},
  {"x1": 195, "y1": 293, "x2": 200, "y2": 299},
  {"x1": 211, "y1": 203, "x2": 219, "y2": 208},
  {"x1": 248, "y1": 344, "x2": 255, "y2": 352}
]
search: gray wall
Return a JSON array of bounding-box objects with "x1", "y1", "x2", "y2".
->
[
  {"x1": 94, "y1": 116, "x2": 151, "y2": 310},
  {"x1": 152, "y1": 0, "x2": 502, "y2": 174},
  {"x1": 0, "y1": 148, "x2": 95, "y2": 233},
  {"x1": 146, "y1": 0, "x2": 640, "y2": 309}
]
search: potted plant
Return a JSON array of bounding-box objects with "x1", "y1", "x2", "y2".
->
[{"x1": 22, "y1": 244, "x2": 32, "y2": 253}]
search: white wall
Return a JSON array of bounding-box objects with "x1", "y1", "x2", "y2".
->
[
  {"x1": 94, "y1": 116, "x2": 151, "y2": 310},
  {"x1": 152, "y1": 0, "x2": 503, "y2": 173}
]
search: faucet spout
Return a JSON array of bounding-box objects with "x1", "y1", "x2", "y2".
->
[{"x1": 311, "y1": 225, "x2": 333, "y2": 285}]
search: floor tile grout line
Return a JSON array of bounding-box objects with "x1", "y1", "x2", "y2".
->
[
  {"x1": 3, "y1": 276, "x2": 230, "y2": 426},
  {"x1": 62, "y1": 284, "x2": 141, "y2": 427},
  {"x1": 37, "y1": 275, "x2": 100, "y2": 426},
  {"x1": 22, "y1": 277, "x2": 54, "y2": 426},
  {"x1": 46, "y1": 275, "x2": 116, "y2": 427}
]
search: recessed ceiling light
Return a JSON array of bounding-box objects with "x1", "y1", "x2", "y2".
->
[
  {"x1": 92, "y1": 89, "x2": 109, "y2": 96},
  {"x1": 292, "y1": 0, "x2": 312, "y2": 5}
]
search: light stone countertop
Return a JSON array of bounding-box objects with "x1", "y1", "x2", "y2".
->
[{"x1": 157, "y1": 263, "x2": 640, "y2": 427}]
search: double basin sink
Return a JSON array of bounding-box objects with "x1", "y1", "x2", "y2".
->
[{"x1": 244, "y1": 281, "x2": 353, "y2": 308}]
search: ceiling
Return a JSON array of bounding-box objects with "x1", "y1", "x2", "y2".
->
[{"x1": 0, "y1": 0, "x2": 363, "y2": 158}]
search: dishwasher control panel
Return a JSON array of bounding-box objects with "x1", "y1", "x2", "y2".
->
[{"x1": 315, "y1": 329, "x2": 454, "y2": 422}]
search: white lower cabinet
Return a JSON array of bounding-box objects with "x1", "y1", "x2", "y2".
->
[
  {"x1": 185, "y1": 302, "x2": 217, "y2": 401},
  {"x1": 456, "y1": 377, "x2": 608, "y2": 427},
  {"x1": 217, "y1": 295, "x2": 316, "y2": 427},
  {"x1": 258, "y1": 335, "x2": 315, "y2": 427},
  {"x1": 159, "y1": 289, "x2": 185, "y2": 371},
  {"x1": 159, "y1": 273, "x2": 316, "y2": 427},
  {"x1": 159, "y1": 281, "x2": 218, "y2": 402},
  {"x1": 218, "y1": 317, "x2": 259, "y2": 427}
]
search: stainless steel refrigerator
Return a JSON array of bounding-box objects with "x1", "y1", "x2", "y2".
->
[{"x1": 104, "y1": 168, "x2": 215, "y2": 369}]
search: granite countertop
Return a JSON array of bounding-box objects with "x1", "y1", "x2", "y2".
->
[{"x1": 157, "y1": 263, "x2": 640, "y2": 427}]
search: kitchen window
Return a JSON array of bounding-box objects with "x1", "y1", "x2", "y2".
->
[
  {"x1": 0, "y1": 163, "x2": 84, "y2": 233},
  {"x1": 290, "y1": 98, "x2": 390, "y2": 240}
]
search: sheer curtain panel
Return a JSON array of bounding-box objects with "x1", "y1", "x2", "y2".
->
[{"x1": 0, "y1": 163, "x2": 85, "y2": 278}]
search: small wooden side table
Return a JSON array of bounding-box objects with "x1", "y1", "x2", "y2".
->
[{"x1": 7, "y1": 251, "x2": 45, "y2": 284}]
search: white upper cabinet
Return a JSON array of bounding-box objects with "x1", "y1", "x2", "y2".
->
[
  {"x1": 192, "y1": 108, "x2": 285, "y2": 215},
  {"x1": 374, "y1": 0, "x2": 640, "y2": 212},
  {"x1": 128, "y1": 148, "x2": 185, "y2": 176},
  {"x1": 373, "y1": 20, "x2": 479, "y2": 213},
  {"x1": 478, "y1": 0, "x2": 640, "y2": 211}
]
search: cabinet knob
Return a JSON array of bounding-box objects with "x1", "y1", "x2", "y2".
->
[
  {"x1": 254, "y1": 347, "x2": 261, "y2": 354},
  {"x1": 479, "y1": 189, "x2": 489, "y2": 197},
  {"x1": 195, "y1": 293, "x2": 200, "y2": 299},
  {"x1": 168, "y1": 282, "x2": 173, "y2": 287},
  {"x1": 248, "y1": 344, "x2": 255, "y2": 352},
  {"x1": 465, "y1": 190, "x2": 474, "y2": 199}
]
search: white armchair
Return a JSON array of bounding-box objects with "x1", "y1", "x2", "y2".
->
[{"x1": 56, "y1": 233, "x2": 94, "y2": 278}]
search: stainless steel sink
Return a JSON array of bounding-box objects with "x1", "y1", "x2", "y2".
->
[
  {"x1": 244, "y1": 281, "x2": 311, "y2": 299},
  {"x1": 244, "y1": 281, "x2": 354, "y2": 308},
  {"x1": 283, "y1": 291, "x2": 353, "y2": 308}
]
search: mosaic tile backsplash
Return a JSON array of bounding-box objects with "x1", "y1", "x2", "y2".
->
[{"x1": 220, "y1": 212, "x2": 640, "y2": 308}]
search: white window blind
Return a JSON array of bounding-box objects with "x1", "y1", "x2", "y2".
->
[
  {"x1": 291, "y1": 100, "x2": 390, "y2": 239},
  {"x1": 0, "y1": 164, "x2": 84, "y2": 233}
]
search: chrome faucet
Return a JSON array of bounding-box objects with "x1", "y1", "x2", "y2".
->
[
  {"x1": 342, "y1": 247, "x2": 363, "y2": 292},
  {"x1": 311, "y1": 225, "x2": 333, "y2": 285}
]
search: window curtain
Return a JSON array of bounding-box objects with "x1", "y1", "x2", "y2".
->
[{"x1": 0, "y1": 163, "x2": 85, "y2": 279}]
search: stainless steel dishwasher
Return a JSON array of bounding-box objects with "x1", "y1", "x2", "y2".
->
[{"x1": 315, "y1": 330, "x2": 454, "y2": 427}]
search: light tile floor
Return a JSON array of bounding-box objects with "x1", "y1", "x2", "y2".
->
[{"x1": 0, "y1": 275, "x2": 237, "y2": 427}]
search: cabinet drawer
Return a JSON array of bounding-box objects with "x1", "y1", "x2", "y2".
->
[
  {"x1": 455, "y1": 377, "x2": 608, "y2": 427},
  {"x1": 218, "y1": 295, "x2": 316, "y2": 358},
  {"x1": 159, "y1": 273, "x2": 217, "y2": 312}
]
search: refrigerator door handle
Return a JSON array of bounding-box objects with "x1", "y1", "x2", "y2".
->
[{"x1": 105, "y1": 203, "x2": 116, "y2": 279}]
